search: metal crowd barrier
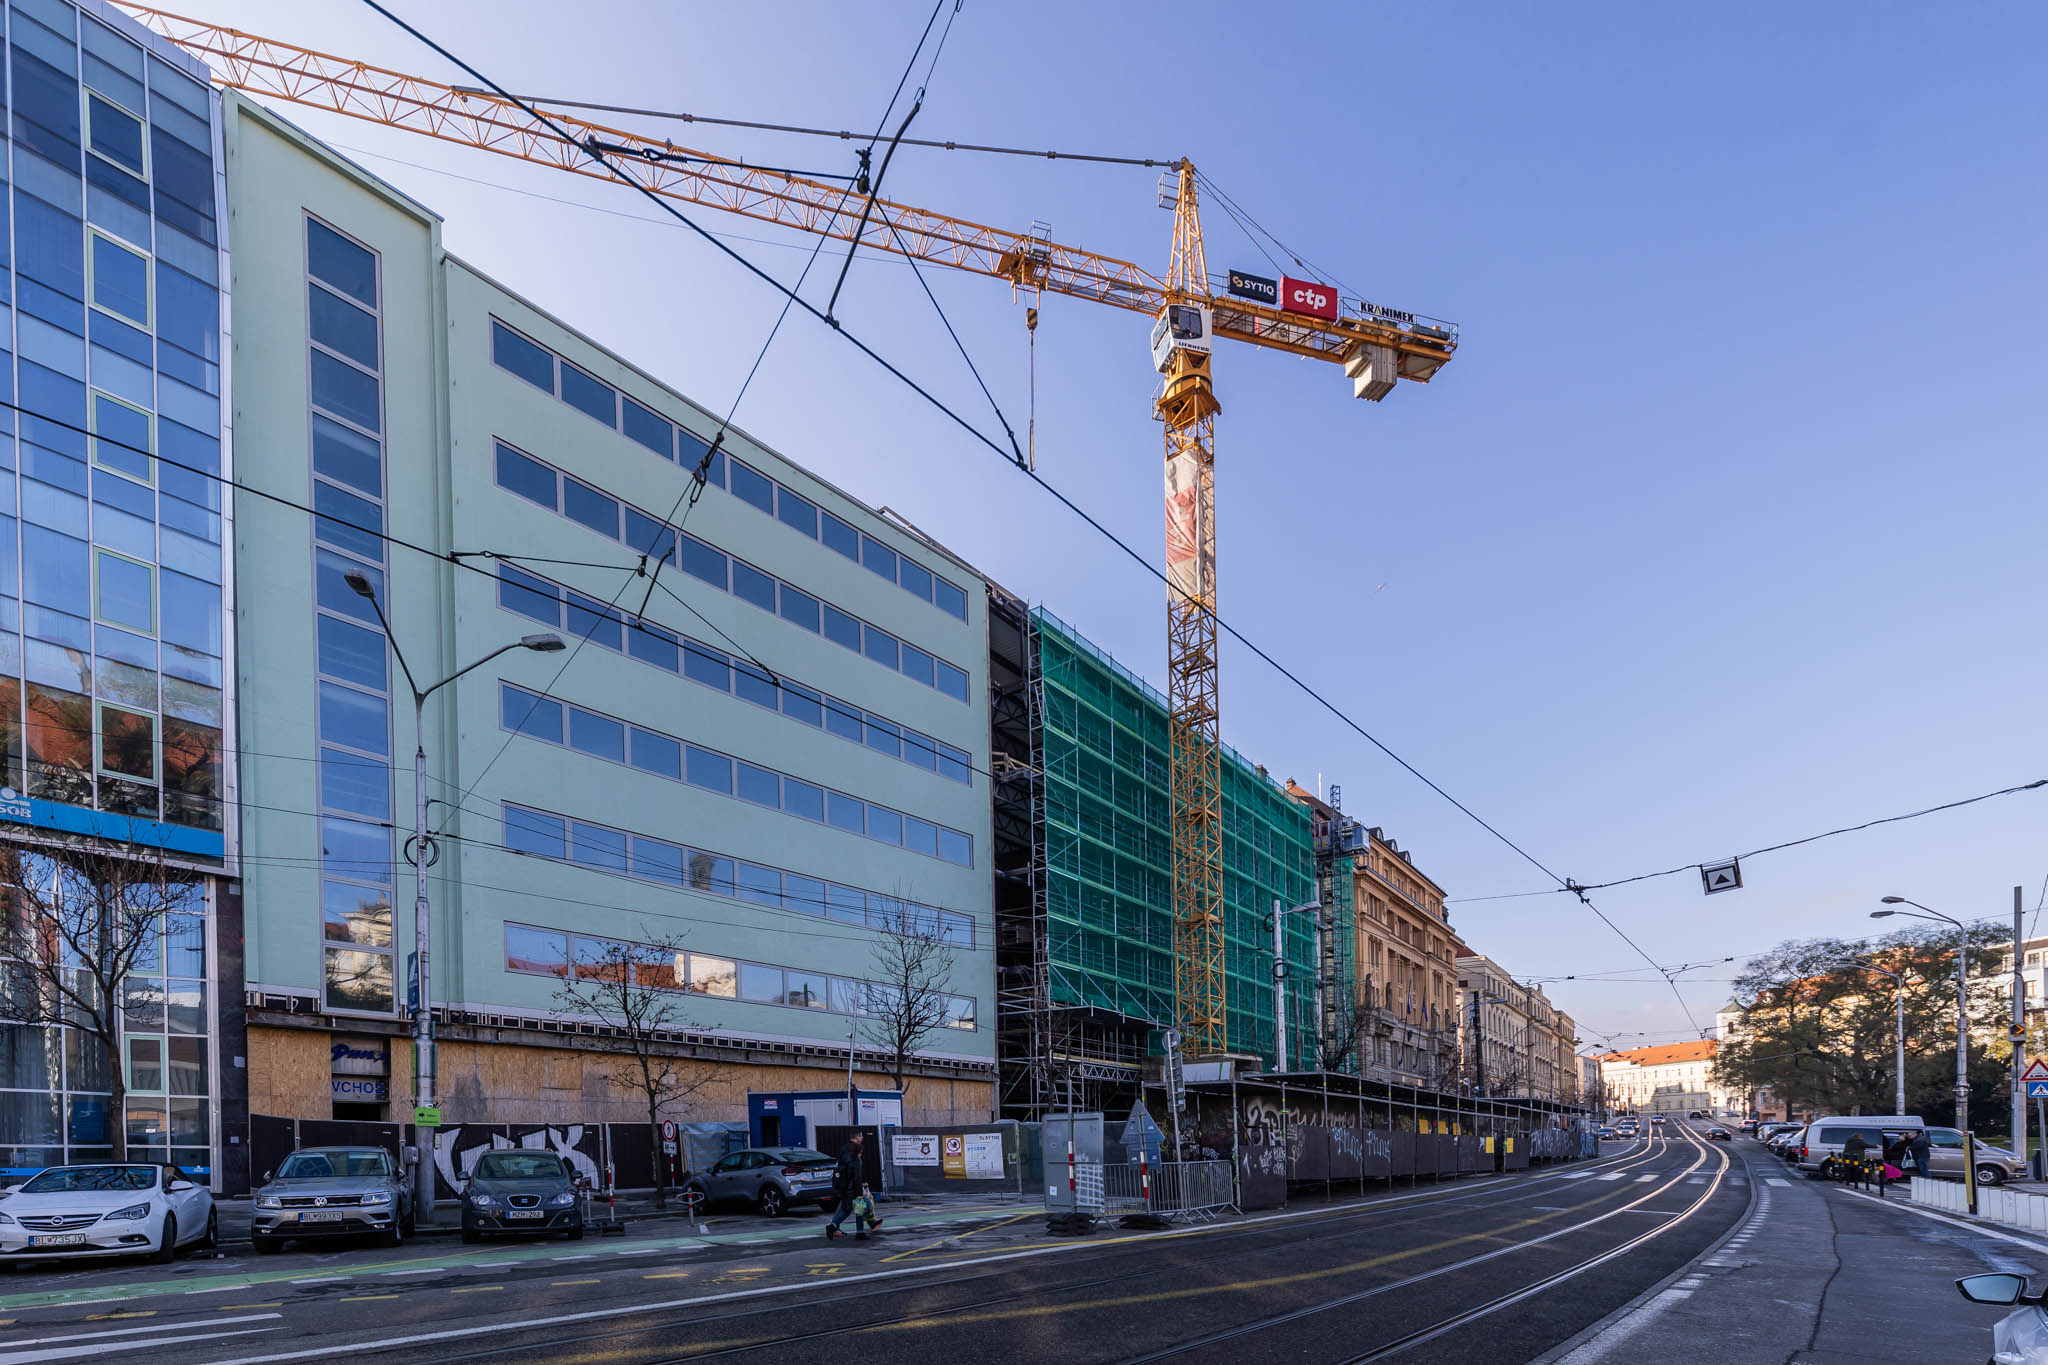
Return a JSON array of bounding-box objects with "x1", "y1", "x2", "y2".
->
[{"x1": 1050, "y1": 1159, "x2": 1236, "y2": 1221}]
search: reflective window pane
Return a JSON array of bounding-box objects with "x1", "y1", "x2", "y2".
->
[
  {"x1": 89, "y1": 233, "x2": 147, "y2": 326},
  {"x1": 310, "y1": 350, "x2": 380, "y2": 433},
  {"x1": 308, "y1": 219, "x2": 377, "y2": 308},
  {"x1": 559, "y1": 362, "x2": 616, "y2": 426},
  {"x1": 324, "y1": 948, "x2": 393, "y2": 1013},
  {"x1": 309, "y1": 283, "x2": 378, "y2": 370},
  {"x1": 491, "y1": 319, "x2": 553, "y2": 392}
]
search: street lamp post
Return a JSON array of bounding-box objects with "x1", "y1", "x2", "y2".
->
[
  {"x1": 1270, "y1": 899, "x2": 1322, "y2": 1072},
  {"x1": 1874, "y1": 897, "x2": 1971, "y2": 1137},
  {"x1": 345, "y1": 569, "x2": 563, "y2": 1223}
]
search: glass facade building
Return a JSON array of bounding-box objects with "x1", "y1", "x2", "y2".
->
[{"x1": 0, "y1": 0, "x2": 229, "y2": 1179}]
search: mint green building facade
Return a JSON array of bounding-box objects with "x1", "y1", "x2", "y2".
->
[{"x1": 225, "y1": 96, "x2": 994, "y2": 1130}]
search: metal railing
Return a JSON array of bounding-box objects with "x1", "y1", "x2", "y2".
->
[{"x1": 1049, "y1": 1159, "x2": 1235, "y2": 1220}]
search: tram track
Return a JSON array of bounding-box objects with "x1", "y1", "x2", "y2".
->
[{"x1": 243, "y1": 1136, "x2": 1677, "y2": 1365}]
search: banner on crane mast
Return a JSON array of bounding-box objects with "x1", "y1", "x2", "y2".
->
[
  {"x1": 1281, "y1": 276, "x2": 1339, "y2": 322},
  {"x1": 1164, "y1": 449, "x2": 1212, "y2": 604}
]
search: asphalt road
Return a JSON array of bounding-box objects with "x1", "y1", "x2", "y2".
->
[{"x1": 0, "y1": 1126, "x2": 1750, "y2": 1364}]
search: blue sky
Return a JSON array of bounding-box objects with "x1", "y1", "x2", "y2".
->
[{"x1": 182, "y1": 1, "x2": 2047, "y2": 1046}]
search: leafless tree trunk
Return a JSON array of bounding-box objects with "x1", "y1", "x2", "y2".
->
[
  {"x1": 1321, "y1": 999, "x2": 1378, "y2": 1076},
  {"x1": 0, "y1": 835, "x2": 203, "y2": 1161},
  {"x1": 550, "y1": 932, "x2": 713, "y2": 1209},
  {"x1": 861, "y1": 909, "x2": 958, "y2": 1093}
]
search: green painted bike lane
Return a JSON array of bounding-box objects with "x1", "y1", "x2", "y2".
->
[{"x1": 0, "y1": 1203, "x2": 1024, "y2": 1313}]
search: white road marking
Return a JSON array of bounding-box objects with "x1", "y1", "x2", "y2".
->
[
  {"x1": 380, "y1": 1267, "x2": 439, "y2": 1276},
  {"x1": 1765, "y1": 1178, "x2": 1789, "y2": 1187},
  {"x1": 1634, "y1": 1174, "x2": 1657, "y2": 1183},
  {"x1": 0, "y1": 1316, "x2": 281, "y2": 1349},
  {"x1": 289, "y1": 1277, "x2": 345, "y2": 1284},
  {"x1": 0, "y1": 1326, "x2": 277, "y2": 1364},
  {"x1": 613, "y1": 1248, "x2": 659, "y2": 1256},
  {"x1": 1597, "y1": 1174, "x2": 1624, "y2": 1182}
]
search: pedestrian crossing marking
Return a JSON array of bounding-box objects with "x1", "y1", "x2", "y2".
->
[
  {"x1": 1765, "y1": 1178, "x2": 1789, "y2": 1186},
  {"x1": 1635, "y1": 1173, "x2": 1657, "y2": 1182},
  {"x1": 1597, "y1": 1173, "x2": 1624, "y2": 1181}
]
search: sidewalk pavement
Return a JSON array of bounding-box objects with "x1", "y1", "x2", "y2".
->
[
  {"x1": 1538, "y1": 1148, "x2": 2038, "y2": 1364},
  {"x1": 212, "y1": 1184, "x2": 1031, "y2": 1245}
]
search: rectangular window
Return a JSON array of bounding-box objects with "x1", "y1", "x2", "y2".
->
[
  {"x1": 823, "y1": 696, "x2": 863, "y2": 743},
  {"x1": 733, "y1": 661, "x2": 778, "y2": 710},
  {"x1": 685, "y1": 746, "x2": 732, "y2": 794},
  {"x1": 89, "y1": 232, "x2": 148, "y2": 326},
  {"x1": 859, "y1": 535, "x2": 897, "y2": 584},
  {"x1": 621, "y1": 396, "x2": 672, "y2": 458},
  {"x1": 567, "y1": 706, "x2": 626, "y2": 764},
  {"x1": 629, "y1": 727, "x2": 681, "y2": 780},
  {"x1": 782, "y1": 778, "x2": 824, "y2": 823},
  {"x1": 505, "y1": 924, "x2": 569, "y2": 978},
  {"x1": 310, "y1": 350, "x2": 380, "y2": 433},
  {"x1": 898, "y1": 643, "x2": 936, "y2": 689},
  {"x1": 623, "y1": 508, "x2": 675, "y2": 564},
  {"x1": 558, "y1": 361, "x2": 617, "y2": 427},
  {"x1": 738, "y1": 962, "x2": 783, "y2": 1005},
  {"x1": 98, "y1": 703, "x2": 153, "y2": 780},
  {"x1": 500, "y1": 684, "x2": 561, "y2": 742},
  {"x1": 939, "y1": 828, "x2": 973, "y2": 866},
  {"x1": 897, "y1": 558, "x2": 933, "y2": 602},
  {"x1": 820, "y1": 511, "x2": 859, "y2": 560},
  {"x1": 312, "y1": 414, "x2": 380, "y2": 496},
  {"x1": 736, "y1": 762, "x2": 779, "y2": 809},
  {"x1": 863, "y1": 716, "x2": 901, "y2": 759},
  {"x1": 902, "y1": 816, "x2": 938, "y2": 857},
  {"x1": 937, "y1": 743, "x2": 972, "y2": 784},
  {"x1": 679, "y1": 534, "x2": 726, "y2": 590},
  {"x1": 491, "y1": 318, "x2": 554, "y2": 392},
  {"x1": 308, "y1": 219, "x2": 378, "y2": 308},
  {"x1": 783, "y1": 874, "x2": 824, "y2": 918},
  {"x1": 737, "y1": 862, "x2": 781, "y2": 908},
  {"x1": 687, "y1": 850, "x2": 735, "y2": 896},
  {"x1": 826, "y1": 791, "x2": 864, "y2": 835},
  {"x1": 319, "y1": 747, "x2": 389, "y2": 820},
  {"x1": 933, "y1": 579, "x2": 968, "y2": 621},
  {"x1": 682, "y1": 641, "x2": 731, "y2": 691},
  {"x1": 822, "y1": 604, "x2": 861, "y2": 653},
  {"x1": 826, "y1": 885, "x2": 866, "y2": 926},
  {"x1": 780, "y1": 684, "x2": 823, "y2": 728},
  {"x1": 308, "y1": 282, "x2": 378, "y2": 370},
  {"x1": 776, "y1": 488, "x2": 818, "y2": 538},
  {"x1": 562, "y1": 477, "x2": 621, "y2": 540},
  {"x1": 786, "y1": 972, "x2": 829, "y2": 1009},
  {"x1": 866, "y1": 806, "x2": 902, "y2": 846},
  {"x1": 499, "y1": 565, "x2": 561, "y2": 626},
  {"x1": 324, "y1": 881, "x2": 392, "y2": 947},
  {"x1": 628, "y1": 621, "x2": 680, "y2": 672},
  {"x1": 935, "y1": 660, "x2": 970, "y2": 703},
  {"x1": 688, "y1": 955, "x2": 737, "y2": 998},
  {"x1": 862, "y1": 626, "x2": 899, "y2": 670},
  {"x1": 86, "y1": 93, "x2": 145, "y2": 176},
  {"x1": 317, "y1": 681, "x2": 388, "y2": 757},
  {"x1": 90, "y1": 390, "x2": 151, "y2": 482},
  {"x1": 729, "y1": 459, "x2": 774, "y2": 514},
  {"x1": 565, "y1": 594, "x2": 622, "y2": 652},
  {"x1": 495, "y1": 442, "x2": 558, "y2": 509},
  {"x1": 730, "y1": 560, "x2": 776, "y2": 612},
  {"x1": 94, "y1": 549, "x2": 152, "y2": 632},
  {"x1": 777, "y1": 585, "x2": 819, "y2": 633},
  {"x1": 570, "y1": 820, "x2": 627, "y2": 873},
  {"x1": 630, "y1": 837, "x2": 683, "y2": 884},
  {"x1": 318, "y1": 615, "x2": 387, "y2": 691},
  {"x1": 900, "y1": 730, "x2": 938, "y2": 771}
]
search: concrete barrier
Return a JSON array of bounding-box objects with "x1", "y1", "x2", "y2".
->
[{"x1": 1910, "y1": 1176, "x2": 2048, "y2": 1235}]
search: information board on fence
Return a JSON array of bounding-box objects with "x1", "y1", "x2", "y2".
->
[
  {"x1": 892, "y1": 1134, "x2": 940, "y2": 1167},
  {"x1": 963, "y1": 1132, "x2": 1004, "y2": 1178}
]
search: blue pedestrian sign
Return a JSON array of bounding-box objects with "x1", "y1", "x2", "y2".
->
[{"x1": 2028, "y1": 1080, "x2": 2048, "y2": 1099}]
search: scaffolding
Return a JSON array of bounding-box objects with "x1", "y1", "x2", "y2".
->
[{"x1": 997, "y1": 608, "x2": 1317, "y2": 1118}]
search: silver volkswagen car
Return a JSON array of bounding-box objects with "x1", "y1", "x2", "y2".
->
[{"x1": 252, "y1": 1146, "x2": 414, "y2": 1251}]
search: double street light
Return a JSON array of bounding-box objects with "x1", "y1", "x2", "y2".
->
[
  {"x1": 344, "y1": 569, "x2": 564, "y2": 1222},
  {"x1": 1871, "y1": 896, "x2": 1970, "y2": 1134}
]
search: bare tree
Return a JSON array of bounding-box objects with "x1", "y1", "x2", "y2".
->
[
  {"x1": 861, "y1": 907, "x2": 959, "y2": 1093},
  {"x1": 550, "y1": 931, "x2": 714, "y2": 1208},
  {"x1": 1321, "y1": 998, "x2": 1379, "y2": 1076},
  {"x1": 0, "y1": 835, "x2": 202, "y2": 1161}
]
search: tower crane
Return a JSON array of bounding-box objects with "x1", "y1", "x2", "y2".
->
[{"x1": 118, "y1": 4, "x2": 1458, "y2": 1061}]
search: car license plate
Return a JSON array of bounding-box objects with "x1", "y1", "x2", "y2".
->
[
  {"x1": 506, "y1": 1210, "x2": 544, "y2": 1220},
  {"x1": 300, "y1": 1210, "x2": 344, "y2": 1222},
  {"x1": 28, "y1": 1234, "x2": 87, "y2": 1246}
]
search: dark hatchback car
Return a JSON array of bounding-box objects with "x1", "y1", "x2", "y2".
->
[{"x1": 460, "y1": 1150, "x2": 583, "y2": 1242}]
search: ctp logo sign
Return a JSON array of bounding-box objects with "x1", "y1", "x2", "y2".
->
[{"x1": 1281, "y1": 276, "x2": 1338, "y2": 322}]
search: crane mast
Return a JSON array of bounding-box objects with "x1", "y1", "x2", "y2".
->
[
  {"x1": 117, "y1": 4, "x2": 1458, "y2": 1075},
  {"x1": 1155, "y1": 163, "x2": 1227, "y2": 1056}
]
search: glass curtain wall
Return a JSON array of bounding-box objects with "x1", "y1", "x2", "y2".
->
[{"x1": 0, "y1": 0, "x2": 226, "y2": 1176}]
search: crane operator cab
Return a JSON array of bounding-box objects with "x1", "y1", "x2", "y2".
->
[{"x1": 1151, "y1": 303, "x2": 1214, "y2": 373}]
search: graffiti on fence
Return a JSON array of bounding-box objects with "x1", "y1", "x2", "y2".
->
[{"x1": 433, "y1": 1124, "x2": 602, "y2": 1200}]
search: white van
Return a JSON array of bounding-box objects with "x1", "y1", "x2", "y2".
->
[{"x1": 1794, "y1": 1114, "x2": 1925, "y2": 1178}]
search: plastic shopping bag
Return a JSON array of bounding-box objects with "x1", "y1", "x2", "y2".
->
[
  {"x1": 851, "y1": 1190, "x2": 875, "y2": 1223},
  {"x1": 1882, "y1": 1163, "x2": 1903, "y2": 1180}
]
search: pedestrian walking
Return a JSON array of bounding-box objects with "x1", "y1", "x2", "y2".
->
[
  {"x1": 825, "y1": 1130, "x2": 884, "y2": 1241},
  {"x1": 1839, "y1": 1130, "x2": 1870, "y2": 1185}
]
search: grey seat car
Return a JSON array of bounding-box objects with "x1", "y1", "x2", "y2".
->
[
  {"x1": 1924, "y1": 1127, "x2": 2026, "y2": 1184},
  {"x1": 252, "y1": 1146, "x2": 413, "y2": 1251},
  {"x1": 683, "y1": 1147, "x2": 837, "y2": 1218},
  {"x1": 460, "y1": 1150, "x2": 583, "y2": 1242}
]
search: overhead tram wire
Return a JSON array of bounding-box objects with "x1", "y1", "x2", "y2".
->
[
  {"x1": 338, "y1": 2, "x2": 1754, "y2": 1006},
  {"x1": 1448, "y1": 777, "x2": 2048, "y2": 904}
]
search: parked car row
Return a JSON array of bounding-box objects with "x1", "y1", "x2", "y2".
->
[
  {"x1": 2, "y1": 1143, "x2": 597, "y2": 1267},
  {"x1": 1750, "y1": 1115, "x2": 2027, "y2": 1184}
]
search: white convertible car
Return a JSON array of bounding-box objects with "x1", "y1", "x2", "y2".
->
[{"x1": 0, "y1": 1163, "x2": 216, "y2": 1263}]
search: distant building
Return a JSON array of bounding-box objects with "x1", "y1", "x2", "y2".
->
[
  {"x1": 1456, "y1": 951, "x2": 1577, "y2": 1104},
  {"x1": 1598, "y1": 1040, "x2": 1733, "y2": 1114}
]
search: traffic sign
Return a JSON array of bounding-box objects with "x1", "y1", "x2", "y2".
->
[
  {"x1": 661, "y1": 1119, "x2": 678, "y2": 1141},
  {"x1": 1700, "y1": 857, "x2": 1743, "y2": 895},
  {"x1": 2028, "y1": 1080, "x2": 2048, "y2": 1100},
  {"x1": 414, "y1": 1106, "x2": 441, "y2": 1127},
  {"x1": 2022, "y1": 1058, "x2": 2048, "y2": 1082}
]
